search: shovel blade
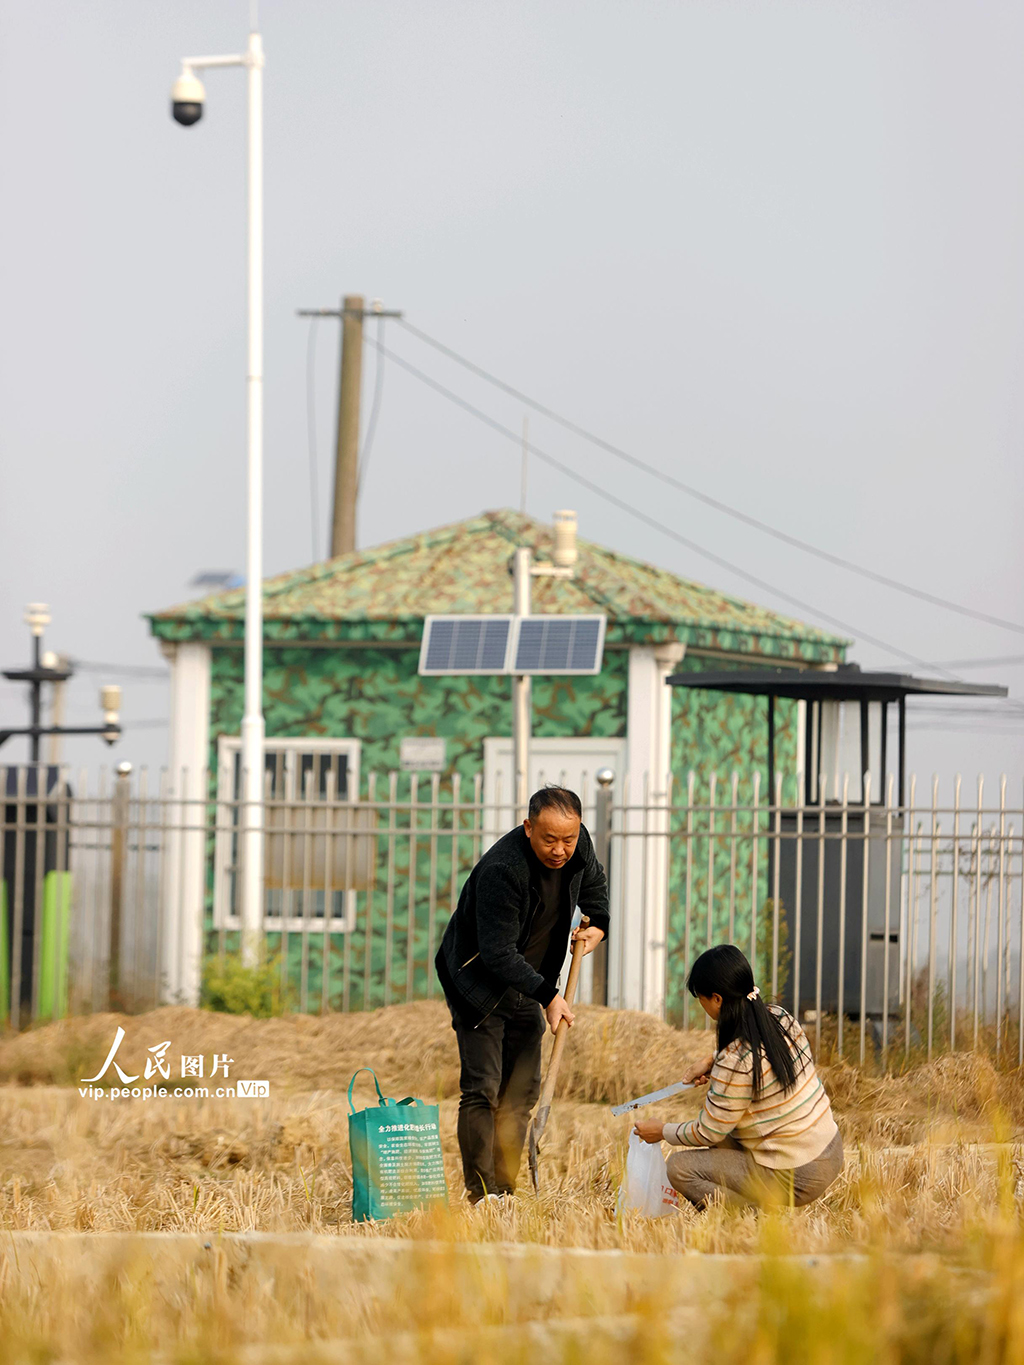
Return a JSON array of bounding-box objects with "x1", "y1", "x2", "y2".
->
[
  {"x1": 527, "y1": 1125, "x2": 539, "y2": 1192},
  {"x1": 526, "y1": 1102, "x2": 551, "y2": 1193}
]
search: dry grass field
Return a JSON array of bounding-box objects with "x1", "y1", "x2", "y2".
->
[{"x1": 3, "y1": 1001, "x2": 1024, "y2": 1362}]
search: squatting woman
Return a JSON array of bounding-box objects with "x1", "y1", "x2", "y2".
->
[{"x1": 634, "y1": 944, "x2": 843, "y2": 1210}]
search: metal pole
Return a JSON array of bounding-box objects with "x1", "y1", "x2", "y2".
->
[
  {"x1": 45, "y1": 655, "x2": 69, "y2": 767},
  {"x1": 512, "y1": 546, "x2": 531, "y2": 822},
  {"x1": 591, "y1": 768, "x2": 613, "y2": 1005},
  {"x1": 240, "y1": 27, "x2": 266, "y2": 966},
  {"x1": 109, "y1": 762, "x2": 132, "y2": 1011},
  {"x1": 331, "y1": 294, "x2": 364, "y2": 556},
  {"x1": 29, "y1": 634, "x2": 42, "y2": 765}
]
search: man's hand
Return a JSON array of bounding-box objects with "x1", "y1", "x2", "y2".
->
[
  {"x1": 681, "y1": 1052, "x2": 715, "y2": 1086},
  {"x1": 571, "y1": 925, "x2": 605, "y2": 957},
  {"x1": 634, "y1": 1120, "x2": 665, "y2": 1144},
  {"x1": 545, "y1": 994, "x2": 575, "y2": 1034}
]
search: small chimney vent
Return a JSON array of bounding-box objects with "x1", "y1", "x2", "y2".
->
[{"x1": 552, "y1": 510, "x2": 577, "y2": 569}]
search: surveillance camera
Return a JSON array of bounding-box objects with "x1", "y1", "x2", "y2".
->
[{"x1": 171, "y1": 69, "x2": 205, "y2": 126}]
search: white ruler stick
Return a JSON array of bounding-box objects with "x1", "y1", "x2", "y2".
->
[{"x1": 610, "y1": 1080, "x2": 694, "y2": 1116}]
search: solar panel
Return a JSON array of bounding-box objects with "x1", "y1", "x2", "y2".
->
[
  {"x1": 511, "y1": 615, "x2": 606, "y2": 675},
  {"x1": 418, "y1": 615, "x2": 514, "y2": 675}
]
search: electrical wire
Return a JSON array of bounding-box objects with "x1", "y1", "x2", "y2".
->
[
  {"x1": 906, "y1": 720, "x2": 1024, "y2": 732},
  {"x1": 397, "y1": 317, "x2": 1024, "y2": 638},
  {"x1": 358, "y1": 315, "x2": 387, "y2": 492},
  {"x1": 904, "y1": 703, "x2": 1024, "y2": 719},
  {"x1": 927, "y1": 653, "x2": 1024, "y2": 671},
  {"x1": 306, "y1": 317, "x2": 322, "y2": 564},
  {"x1": 71, "y1": 661, "x2": 169, "y2": 680},
  {"x1": 368, "y1": 333, "x2": 991, "y2": 680}
]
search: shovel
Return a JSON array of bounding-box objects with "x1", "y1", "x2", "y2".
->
[{"x1": 526, "y1": 914, "x2": 589, "y2": 1193}]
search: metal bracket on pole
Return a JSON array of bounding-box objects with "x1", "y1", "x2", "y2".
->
[{"x1": 512, "y1": 547, "x2": 531, "y2": 823}]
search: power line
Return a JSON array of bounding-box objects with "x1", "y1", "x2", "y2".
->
[
  {"x1": 397, "y1": 317, "x2": 1024, "y2": 638},
  {"x1": 928, "y1": 653, "x2": 1024, "y2": 671},
  {"x1": 906, "y1": 721, "x2": 1024, "y2": 733},
  {"x1": 907, "y1": 710, "x2": 1024, "y2": 720},
  {"x1": 368, "y1": 334, "x2": 979, "y2": 680},
  {"x1": 72, "y1": 660, "x2": 169, "y2": 680}
]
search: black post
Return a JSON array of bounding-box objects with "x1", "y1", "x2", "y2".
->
[
  {"x1": 29, "y1": 635, "x2": 41, "y2": 765},
  {"x1": 109, "y1": 762, "x2": 131, "y2": 1011},
  {"x1": 898, "y1": 696, "x2": 906, "y2": 808}
]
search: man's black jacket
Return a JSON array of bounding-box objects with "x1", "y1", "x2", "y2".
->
[{"x1": 435, "y1": 823, "x2": 610, "y2": 1027}]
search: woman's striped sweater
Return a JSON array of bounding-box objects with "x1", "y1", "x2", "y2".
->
[{"x1": 662, "y1": 1006, "x2": 838, "y2": 1170}]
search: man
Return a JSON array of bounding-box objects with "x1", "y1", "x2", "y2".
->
[{"x1": 435, "y1": 784, "x2": 609, "y2": 1203}]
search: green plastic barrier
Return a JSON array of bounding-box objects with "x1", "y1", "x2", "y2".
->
[
  {"x1": 38, "y1": 871, "x2": 71, "y2": 1021},
  {"x1": 0, "y1": 872, "x2": 71, "y2": 1024}
]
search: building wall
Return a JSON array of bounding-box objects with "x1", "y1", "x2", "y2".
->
[
  {"x1": 208, "y1": 644, "x2": 630, "y2": 780},
  {"x1": 209, "y1": 645, "x2": 797, "y2": 788},
  {"x1": 199, "y1": 642, "x2": 797, "y2": 1017},
  {"x1": 204, "y1": 644, "x2": 630, "y2": 1011}
]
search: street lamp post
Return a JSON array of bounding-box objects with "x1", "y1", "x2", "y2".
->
[
  {"x1": 0, "y1": 604, "x2": 121, "y2": 757},
  {"x1": 171, "y1": 27, "x2": 265, "y2": 965}
]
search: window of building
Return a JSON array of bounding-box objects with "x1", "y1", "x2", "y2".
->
[{"x1": 213, "y1": 736, "x2": 362, "y2": 932}]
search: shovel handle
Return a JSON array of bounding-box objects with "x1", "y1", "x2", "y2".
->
[{"x1": 536, "y1": 915, "x2": 589, "y2": 1112}]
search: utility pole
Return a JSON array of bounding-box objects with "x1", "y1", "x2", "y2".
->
[
  {"x1": 334, "y1": 293, "x2": 363, "y2": 557},
  {"x1": 297, "y1": 296, "x2": 403, "y2": 557}
]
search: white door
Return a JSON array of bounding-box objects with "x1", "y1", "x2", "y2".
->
[{"x1": 482, "y1": 735, "x2": 626, "y2": 1004}]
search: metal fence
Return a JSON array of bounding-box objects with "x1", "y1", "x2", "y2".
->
[
  {"x1": 3, "y1": 762, "x2": 1023, "y2": 1066},
  {"x1": 614, "y1": 771, "x2": 1024, "y2": 1065}
]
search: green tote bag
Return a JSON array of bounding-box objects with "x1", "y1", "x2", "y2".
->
[{"x1": 348, "y1": 1068, "x2": 448, "y2": 1222}]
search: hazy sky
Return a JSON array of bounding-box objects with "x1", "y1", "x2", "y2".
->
[{"x1": 2, "y1": 0, "x2": 1023, "y2": 790}]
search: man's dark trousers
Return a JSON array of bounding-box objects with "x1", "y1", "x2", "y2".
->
[{"x1": 451, "y1": 990, "x2": 545, "y2": 1200}]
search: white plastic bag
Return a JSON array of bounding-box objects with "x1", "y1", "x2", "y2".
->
[{"x1": 616, "y1": 1131, "x2": 680, "y2": 1217}]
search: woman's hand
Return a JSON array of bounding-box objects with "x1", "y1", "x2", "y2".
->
[
  {"x1": 633, "y1": 1120, "x2": 665, "y2": 1144},
  {"x1": 681, "y1": 1053, "x2": 715, "y2": 1086}
]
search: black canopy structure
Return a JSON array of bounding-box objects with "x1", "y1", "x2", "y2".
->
[
  {"x1": 667, "y1": 663, "x2": 1008, "y2": 806},
  {"x1": 667, "y1": 662, "x2": 1010, "y2": 1024}
]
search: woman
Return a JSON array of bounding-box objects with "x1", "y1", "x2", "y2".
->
[{"x1": 634, "y1": 944, "x2": 843, "y2": 1211}]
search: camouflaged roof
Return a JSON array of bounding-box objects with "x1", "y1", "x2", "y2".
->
[{"x1": 148, "y1": 509, "x2": 847, "y2": 662}]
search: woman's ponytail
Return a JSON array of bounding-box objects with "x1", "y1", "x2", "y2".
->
[{"x1": 686, "y1": 945, "x2": 797, "y2": 1098}]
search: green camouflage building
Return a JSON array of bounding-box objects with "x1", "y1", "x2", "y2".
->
[{"x1": 148, "y1": 509, "x2": 846, "y2": 1017}]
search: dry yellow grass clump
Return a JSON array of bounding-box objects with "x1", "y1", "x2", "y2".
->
[
  {"x1": 3, "y1": 1002, "x2": 1024, "y2": 1363},
  {"x1": 0, "y1": 999, "x2": 711, "y2": 1104},
  {"x1": 0, "y1": 1000, "x2": 1022, "y2": 1250}
]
